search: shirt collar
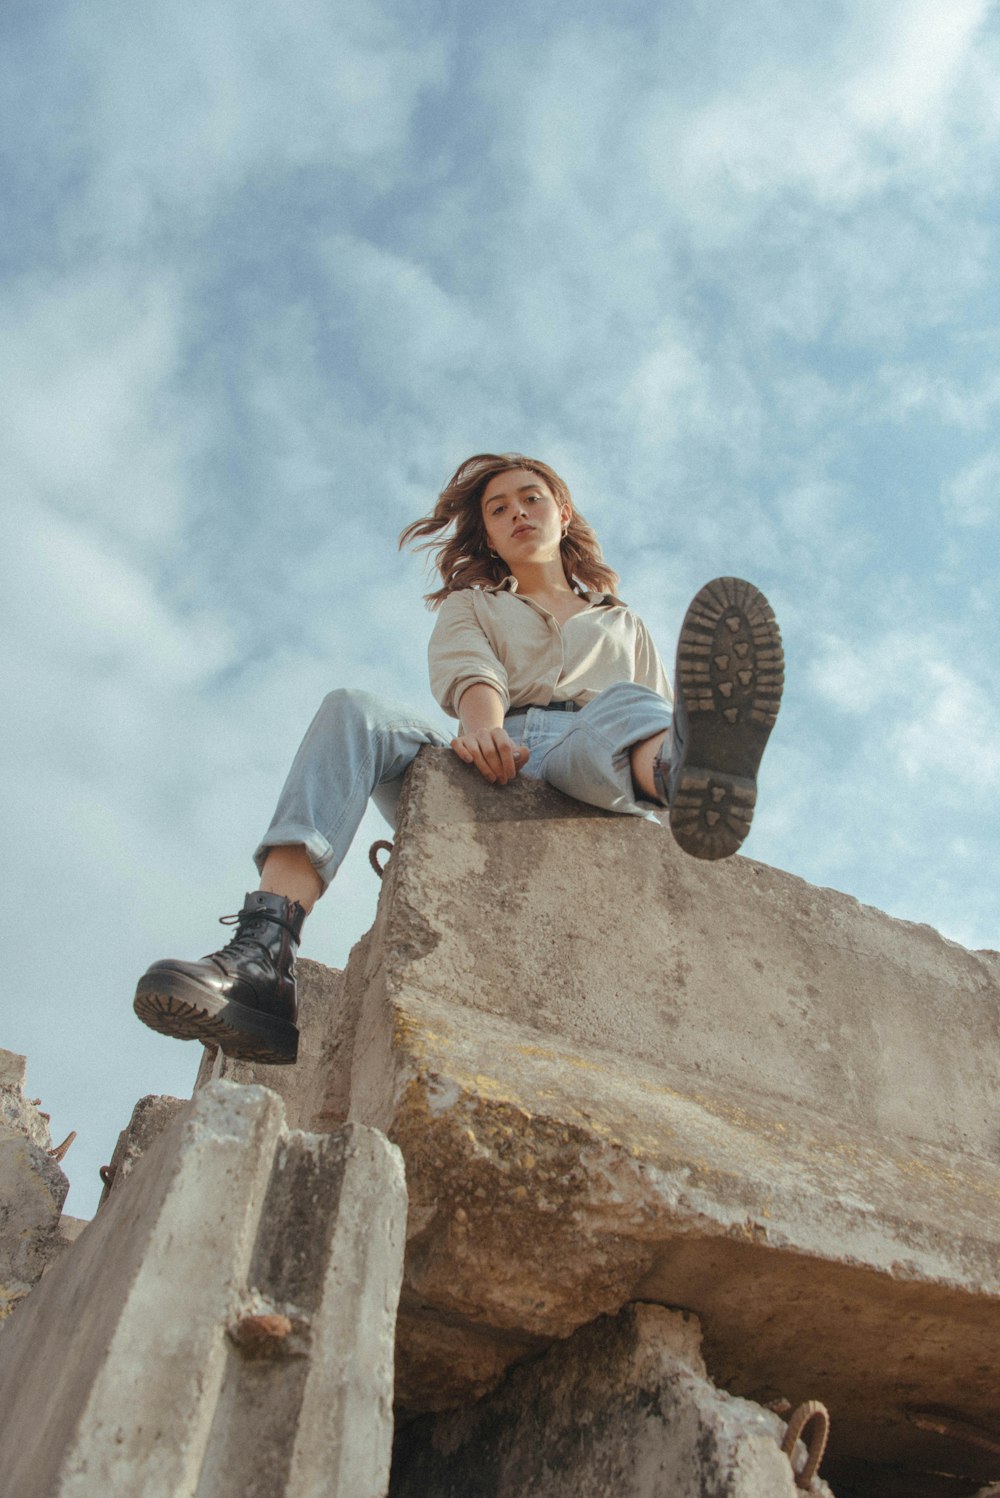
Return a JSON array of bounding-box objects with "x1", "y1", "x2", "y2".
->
[{"x1": 483, "y1": 576, "x2": 624, "y2": 607}]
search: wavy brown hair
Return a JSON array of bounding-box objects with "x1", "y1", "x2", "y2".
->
[{"x1": 399, "y1": 453, "x2": 620, "y2": 607}]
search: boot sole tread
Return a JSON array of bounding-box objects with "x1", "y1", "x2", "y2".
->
[
  {"x1": 671, "y1": 577, "x2": 783, "y2": 860},
  {"x1": 134, "y1": 979, "x2": 298, "y2": 1065}
]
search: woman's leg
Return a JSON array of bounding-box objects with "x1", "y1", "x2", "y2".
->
[
  {"x1": 538, "y1": 578, "x2": 784, "y2": 859},
  {"x1": 629, "y1": 731, "x2": 670, "y2": 802},
  {"x1": 533, "y1": 682, "x2": 673, "y2": 819},
  {"x1": 134, "y1": 688, "x2": 449, "y2": 1064},
  {"x1": 253, "y1": 687, "x2": 450, "y2": 892},
  {"x1": 259, "y1": 846, "x2": 323, "y2": 912}
]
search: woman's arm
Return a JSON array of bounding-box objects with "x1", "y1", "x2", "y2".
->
[
  {"x1": 428, "y1": 591, "x2": 510, "y2": 717},
  {"x1": 451, "y1": 682, "x2": 529, "y2": 785}
]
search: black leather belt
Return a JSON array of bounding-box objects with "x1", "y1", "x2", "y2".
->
[{"x1": 506, "y1": 701, "x2": 581, "y2": 715}]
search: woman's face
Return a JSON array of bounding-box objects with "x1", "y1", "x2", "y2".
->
[{"x1": 480, "y1": 468, "x2": 570, "y2": 572}]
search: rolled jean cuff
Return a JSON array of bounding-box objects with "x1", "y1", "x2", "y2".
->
[{"x1": 253, "y1": 823, "x2": 339, "y2": 889}]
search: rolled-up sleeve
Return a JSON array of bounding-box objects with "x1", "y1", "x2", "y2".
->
[
  {"x1": 633, "y1": 614, "x2": 673, "y2": 704},
  {"x1": 428, "y1": 591, "x2": 511, "y2": 718}
]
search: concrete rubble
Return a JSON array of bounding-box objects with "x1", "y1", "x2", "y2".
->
[
  {"x1": 0, "y1": 1080, "x2": 407, "y2": 1498},
  {"x1": 0, "y1": 1047, "x2": 77, "y2": 1322},
  {"x1": 391, "y1": 1302, "x2": 835, "y2": 1498},
  {"x1": 6, "y1": 745, "x2": 999, "y2": 1496},
  {"x1": 193, "y1": 961, "x2": 352, "y2": 1132},
  {"x1": 214, "y1": 749, "x2": 1000, "y2": 1498},
  {"x1": 97, "y1": 1091, "x2": 188, "y2": 1205}
]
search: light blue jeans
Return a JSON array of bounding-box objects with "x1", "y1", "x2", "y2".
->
[{"x1": 254, "y1": 683, "x2": 673, "y2": 889}]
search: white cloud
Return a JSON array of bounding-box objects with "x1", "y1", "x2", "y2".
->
[
  {"x1": 941, "y1": 450, "x2": 1000, "y2": 526},
  {"x1": 808, "y1": 625, "x2": 1000, "y2": 793},
  {"x1": 7, "y1": 503, "x2": 235, "y2": 683},
  {"x1": 844, "y1": 0, "x2": 991, "y2": 136},
  {"x1": 891, "y1": 658, "x2": 1000, "y2": 785},
  {"x1": 639, "y1": 0, "x2": 995, "y2": 223},
  {"x1": 52, "y1": 0, "x2": 450, "y2": 245},
  {"x1": 775, "y1": 479, "x2": 849, "y2": 547},
  {"x1": 872, "y1": 362, "x2": 1000, "y2": 432},
  {"x1": 319, "y1": 234, "x2": 486, "y2": 383},
  {"x1": 0, "y1": 270, "x2": 193, "y2": 545}
]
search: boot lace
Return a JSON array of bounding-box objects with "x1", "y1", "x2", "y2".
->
[{"x1": 215, "y1": 913, "x2": 274, "y2": 965}]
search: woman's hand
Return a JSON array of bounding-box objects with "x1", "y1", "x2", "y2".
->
[
  {"x1": 452, "y1": 683, "x2": 527, "y2": 783},
  {"x1": 451, "y1": 727, "x2": 530, "y2": 784}
]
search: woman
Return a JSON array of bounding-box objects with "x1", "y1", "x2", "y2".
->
[{"x1": 134, "y1": 453, "x2": 783, "y2": 1066}]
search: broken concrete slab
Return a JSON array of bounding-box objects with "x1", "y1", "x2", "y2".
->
[
  {"x1": 0, "y1": 1131, "x2": 70, "y2": 1322},
  {"x1": 197, "y1": 1122, "x2": 408, "y2": 1498},
  {"x1": 97, "y1": 1091, "x2": 187, "y2": 1205},
  {"x1": 1, "y1": 1046, "x2": 54, "y2": 1151},
  {"x1": 0, "y1": 1080, "x2": 407, "y2": 1498},
  {"x1": 56, "y1": 1214, "x2": 88, "y2": 1245},
  {"x1": 0, "y1": 1048, "x2": 26, "y2": 1088},
  {"x1": 193, "y1": 959, "x2": 354, "y2": 1134},
  {"x1": 1, "y1": 1048, "x2": 71, "y2": 1322},
  {"x1": 391, "y1": 1302, "x2": 834, "y2": 1498},
  {"x1": 0, "y1": 1082, "x2": 285, "y2": 1497},
  {"x1": 323, "y1": 749, "x2": 1000, "y2": 1496}
]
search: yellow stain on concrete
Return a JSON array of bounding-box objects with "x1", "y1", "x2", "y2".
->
[{"x1": 390, "y1": 1011, "x2": 1000, "y2": 1239}]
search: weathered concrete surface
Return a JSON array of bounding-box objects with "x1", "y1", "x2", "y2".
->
[
  {"x1": 195, "y1": 964, "x2": 553, "y2": 1412},
  {"x1": 323, "y1": 750, "x2": 1000, "y2": 1497},
  {"x1": 0, "y1": 1132, "x2": 70, "y2": 1321},
  {"x1": 1, "y1": 1048, "x2": 71, "y2": 1321},
  {"x1": 2, "y1": 1047, "x2": 56, "y2": 1149},
  {"x1": 392, "y1": 1303, "x2": 834, "y2": 1497},
  {"x1": 57, "y1": 1213, "x2": 89, "y2": 1244},
  {"x1": 97, "y1": 1091, "x2": 187, "y2": 1205},
  {"x1": 0, "y1": 1080, "x2": 407, "y2": 1498},
  {"x1": 194, "y1": 960, "x2": 354, "y2": 1133}
]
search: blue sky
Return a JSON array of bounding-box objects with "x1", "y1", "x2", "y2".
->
[{"x1": 4, "y1": 0, "x2": 999, "y2": 1216}]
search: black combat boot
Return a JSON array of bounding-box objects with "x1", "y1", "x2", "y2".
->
[
  {"x1": 133, "y1": 891, "x2": 304, "y2": 1064},
  {"x1": 654, "y1": 577, "x2": 784, "y2": 860}
]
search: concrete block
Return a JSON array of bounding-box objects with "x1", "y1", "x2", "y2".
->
[
  {"x1": 0, "y1": 1080, "x2": 407, "y2": 1498},
  {"x1": 1, "y1": 1045, "x2": 54, "y2": 1151},
  {"x1": 326, "y1": 749, "x2": 1000, "y2": 1496},
  {"x1": 97, "y1": 1091, "x2": 188, "y2": 1205},
  {"x1": 1, "y1": 1048, "x2": 70, "y2": 1321},
  {"x1": 197, "y1": 1122, "x2": 408, "y2": 1498},
  {"x1": 0, "y1": 1047, "x2": 27, "y2": 1088},
  {"x1": 0, "y1": 1132, "x2": 70, "y2": 1321},
  {"x1": 194, "y1": 960, "x2": 356, "y2": 1134},
  {"x1": 391, "y1": 1302, "x2": 834, "y2": 1498},
  {"x1": 56, "y1": 1214, "x2": 89, "y2": 1245}
]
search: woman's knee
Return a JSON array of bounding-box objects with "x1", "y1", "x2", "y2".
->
[
  {"x1": 589, "y1": 680, "x2": 668, "y2": 714},
  {"x1": 311, "y1": 688, "x2": 446, "y2": 761},
  {"x1": 579, "y1": 682, "x2": 671, "y2": 741},
  {"x1": 316, "y1": 687, "x2": 392, "y2": 728}
]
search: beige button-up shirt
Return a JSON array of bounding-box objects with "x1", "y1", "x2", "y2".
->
[{"x1": 428, "y1": 577, "x2": 672, "y2": 719}]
